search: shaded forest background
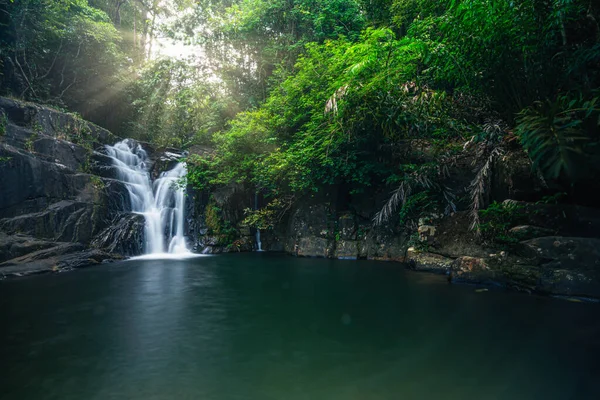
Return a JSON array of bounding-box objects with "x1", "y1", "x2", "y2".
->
[{"x1": 1, "y1": 0, "x2": 599, "y2": 228}]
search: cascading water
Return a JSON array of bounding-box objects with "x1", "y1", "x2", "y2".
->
[
  {"x1": 104, "y1": 139, "x2": 194, "y2": 258},
  {"x1": 254, "y1": 192, "x2": 263, "y2": 252}
]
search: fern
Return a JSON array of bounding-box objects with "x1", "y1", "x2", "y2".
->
[
  {"x1": 373, "y1": 164, "x2": 456, "y2": 226},
  {"x1": 468, "y1": 146, "x2": 504, "y2": 233}
]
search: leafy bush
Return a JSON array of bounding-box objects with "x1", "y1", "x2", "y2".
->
[
  {"x1": 478, "y1": 201, "x2": 527, "y2": 245},
  {"x1": 205, "y1": 203, "x2": 239, "y2": 246},
  {"x1": 243, "y1": 196, "x2": 294, "y2": 230}
]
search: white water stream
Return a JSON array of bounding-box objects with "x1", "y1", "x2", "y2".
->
[
  {"x1": 254, "y1": 192, "x2": 263, "y2": 251},
  {"x1": 105, "y1": 139, "x2": 196, "y2": 259}
]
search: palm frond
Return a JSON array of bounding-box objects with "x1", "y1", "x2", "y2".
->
[
  {"x1": 325, "y1": 85, "x2": 349, "y2": 115},
  {"x1": 373, "y1": 180, "x2": 413, "y2": 226},
  {"x1": 516, "y1": 95, "x2": 597, "y2": 179},
  {"x1": 468, "y1": 147, "x2": 504, "y2": 233}
]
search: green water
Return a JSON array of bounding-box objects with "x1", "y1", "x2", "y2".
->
[{"x1": 0, "y1": 253, "x2": 599, "y2": 400}]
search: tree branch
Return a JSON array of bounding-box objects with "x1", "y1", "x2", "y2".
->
[
  {"x1": 12, "y1": 55, "x2": 37, "y2": 97},
  {"x1": 39, "y1": 40, "x2": 63, "y2": 80}
]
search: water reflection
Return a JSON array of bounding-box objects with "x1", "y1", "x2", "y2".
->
[{"x1": 0, "y1": 254, "x2": 599, "y2": 400}]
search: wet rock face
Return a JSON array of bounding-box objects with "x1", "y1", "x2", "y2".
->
[
  {"x1": 0, "y1": 97, "x2": 117, "y2": 153},
  {"x1": 281, "y1": 198, "x2": 408, "y2": 261},
  {"x1": 509, "y1": 202, "x2": 600, "y2": 238},
  {"x1": 150, "y1": 149, "x2": 185, "y2": 180},
  {"x1": 92, "y1": 214, "x2": 146, "y2": 256},
  {"x1": 524, "y1": 237, "x2": 600, "y2": 298},
  {"x1": 491, "y1": 150, "x2": 546, "y2": 202},
  {"x1": 0, "y1": 97, "x2": 136, "y2": 273}
]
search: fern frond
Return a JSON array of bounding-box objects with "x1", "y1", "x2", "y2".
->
[{"x1": 468, "y1": 147, "x2": 504, "y2": 233}]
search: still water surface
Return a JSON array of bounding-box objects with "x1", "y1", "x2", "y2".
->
[{"x1": 1, "y1": 254, "x2": 599, "y2": 400}]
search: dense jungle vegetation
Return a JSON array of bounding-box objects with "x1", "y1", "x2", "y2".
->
[{"x1": 1, "y1": 0, "x2": 599, "y2": 230}]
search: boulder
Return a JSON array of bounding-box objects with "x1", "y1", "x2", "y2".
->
[
  {"x1": 295, "y1": 236, "x2": 330, "y2": 258},
  {"x1": 450, "y1": 256, "x2": 495, "y2": 284},
  {"x1": 523, "y1": 237, "x2": 600, "y2": 298},
  {"x1": 361, "y1": 227, "x2": 408, "y2": 262},
  {"x1": 506, "y1": 201, "x2": 600, "y2": 238},
  {"x1": 0, "y1": 233, "x2": 57, "y2": 263},
  {"x1": 335, "y1": 240, "x2": 359, "y2": 260},
  {"x1": 407, "y1": 248, "x2": 453, "y2": 274},
  {"x1": 509, "y1": 225, "x2": 555, "y2": 240},
  {"x1": 0, "y1": 242, "x2": 118, "y2": 278}
]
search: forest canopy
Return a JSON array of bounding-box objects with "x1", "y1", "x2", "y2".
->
[{"x1": 1, "y1": 0, "x2": 599, "y2": 226}]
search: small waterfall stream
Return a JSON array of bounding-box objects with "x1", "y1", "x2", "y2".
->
[
  {"x1": 254, "y1": 192, "x2": 263, "y2": 252},
  {"x1": 105, "y1": 139, "x2": 193, "y2": 257}
]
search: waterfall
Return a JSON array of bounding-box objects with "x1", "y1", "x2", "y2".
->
[
  {"x1": 104, "y1": 139, "x2": 193, "y2": 257},
  {"x1": 254, "y1": 192, "x2": 263, "y2": 252}
]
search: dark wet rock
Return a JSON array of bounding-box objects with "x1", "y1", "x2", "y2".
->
[
  {"x1": 32, "y1": 137, "x2": 89, "y2": 171},
  {"x1": 0, "y1": 96, "x2": 126, "y2": 274},
  {"x1": 0, "y1": 241, "x2": 118, "y2": 278},
  {"x1": 103, "y1": 179, "x2": 132, "y2": 214},
  {"x1": 491, "y1": 150, "x2": 546, "y2": 202},
  {"x1": 295, "y1": 236, "x2": 330, "y2": 258},
  {"x1": 419, "y1": 212, "x2": 492, "y2": 259},
  {"x1": 0, "y1": 233, "x2": 57, "y2": 263},
  {"x1": 335, "y1": 240, "x2": 359, "y2": 260},
  {"x1": 92, "y1": 213, "x2": 146, "y2": 256},
  {"x1": 450, "y1": 254, "x2": 541, "y2": 292},
  {"x1": 0, "y1": 199, "x2": 109, "y2": 244},
  {"x1": 0, "y1": 146, "x2": 90, "y2": 217},
  {"x1": 0, "y1": 96, "x2": 117, "y2": 147},
  {"x1": 285, "y1": 202, "x2": 335, "y2": 258},
  {"x1": 505, "y1": 201, "x2": 600, "y2": 238},
  {"x1": 287, "y1": 203, "x2": 332, "y2": 239},
  {"x1": 150, "y1": 149, "x2": 185, "y2": 180},
  {"x1": 362, "y1": 227, "x2": 408, "y2": 261},
  {"x1": 524, "y1": 237, "x2": 600, "y2": 297},
  {"x1": 211, "y1": 183, "x2": 253, "y2": 225},
  {"x1": 200, "y1": 236, "x2": 254, "y2": 254},
  {"x1": 450, "y1": 256, "x2": 495, "y2": 283},
  {"x1": 259, "y1": 231, "x2": 285, "y2": 252},
  {"x1": 445, "y1": 237, "x2": 600, "y2": 298},
  {"x1": 407, "y1": 249, "x2": 453, "y2": 274},
  {"x1": 337, "y1": 214, "x2": 357, "y2": 240},
  {"x1": 509, "y1": 225, "x2": 555, "y2": 241}
]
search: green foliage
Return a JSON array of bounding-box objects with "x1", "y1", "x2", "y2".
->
[
  {"x1": 127, "y1": 59, "x2": 237, "y2": 147},
  {"x1": 0, "y1": 156, "x2": 12, "y2": 163},
  {"x1": 3, "y1": 0, "x2": 600, "y2": 220},
  {"x1": 536, "y1": 192, "x2": 567, "y2": 205},
  {"x1": 407, "y1": 231, "x2": 430, "y2": 252},
  {"x1": 24, "y1": 132, "x2": 38, "y2": 152},
  {"x1": 31, "y1": 120, "x2": 43, "y2": 135},
  {"x1": 186, "y1": 154, "x2": 220, "y2": 191},
  {"x1": 242, "y1": 196, "x2": 293, "y2": 230},
  {"x1": 397, "y1": 191, "x2": 437, "y2": 226},
  {"x1": 0, "y1": 112, "x2": 7, "y2": 136},
  {"x1": 205, "y1": 202, "x2": 239, "y2": 246},
  {"x1": 516, "y1": 94, "x2": 600, "y2": 180},
  {"x1": 0, "y1": 0, "x2": 128, "y2": 112},
  {"x1": 89, "y1": 175, "x2": 105, "y2": 190},
  {"x1": 478, "y1": 201, "x2": 527, "y2": 245}
]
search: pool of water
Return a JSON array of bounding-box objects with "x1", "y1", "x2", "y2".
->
[{"x1": 0, "y1": 253, "x2": 599, "y2": 399}]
